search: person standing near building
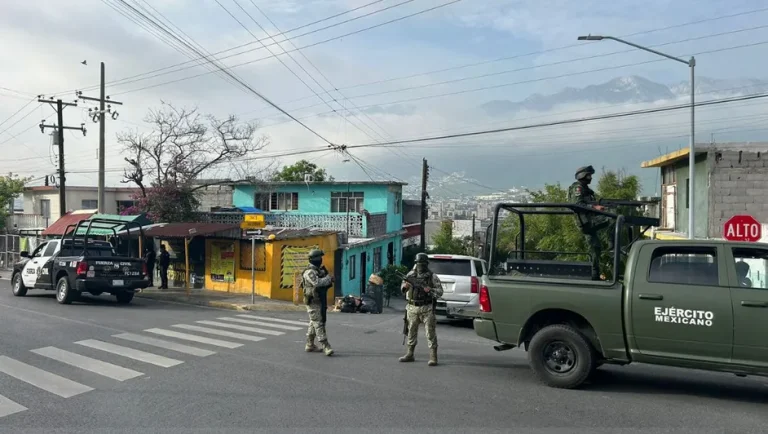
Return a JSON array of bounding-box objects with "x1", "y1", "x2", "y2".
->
[
  {"x1": 302, "y1": 249, "x2": 335, "y2": 356},
  {"x1": 158, "y1": 244, "x2": 170, "y2": 289},
  {"x1": 399, "y1": 253, "x2": 443, "y2": 366},
  {"x1": 144, "y1": 247, "x2": 156, "y2": 287}
]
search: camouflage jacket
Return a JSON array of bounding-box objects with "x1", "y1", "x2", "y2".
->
[
  {"x1": 567, "y1": 181, "x2": 596, "y2": 205},
  {"x1": 302, "y1": 264, "x2": 332, "y2": 306},
  {"x1": 401, "y1": 268, "x2": 444, "y2": 303}
]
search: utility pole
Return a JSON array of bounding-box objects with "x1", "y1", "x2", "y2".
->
[
  {"x1": 419, "y1": 158, "x2": 429, "y2": 251},
  {"x1": 77, "y1": 62, "x2": 123, "y2": 214},
  {"x1": 38, "y1": 97, "x2": 86, "y2": 219},
  {"x1": 471, "y1": 213, "x2": 476, "y2": 256}
]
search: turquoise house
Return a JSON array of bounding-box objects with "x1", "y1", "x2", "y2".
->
[{"x1": 231, "y1": 181, "x2": 406, "y2": 296}]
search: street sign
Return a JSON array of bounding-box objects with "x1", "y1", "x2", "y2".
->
[
  {"x1": 240, "y1": 213, "x2": 265, "y2": 230},
  {"x1": 724, "y1": 215, "x2": 762, "y2": 242}
]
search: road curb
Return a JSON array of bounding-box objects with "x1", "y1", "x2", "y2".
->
[{"x1": 135, "y1": 293, "x2": 307, "y2": 312}]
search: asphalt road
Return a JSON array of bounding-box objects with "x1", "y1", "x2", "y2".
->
[{"x1": 1, "y1": 278, "x2": 768, "y2": 433}]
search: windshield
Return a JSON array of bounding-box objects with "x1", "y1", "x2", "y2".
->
[{"x1": 429, "y1": 259, "x2": 472, "y2": 276}]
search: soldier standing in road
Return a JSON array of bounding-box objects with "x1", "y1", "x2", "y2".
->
[
  {"x1": 399, "y1": 253, "x2": 443, "y2": 366},
  {"x1": 567, "y1": 165, "x2": 614, "y2": 280},
  {"x1": 302, "y1": 249, "x2": 335, "y2": 356}
]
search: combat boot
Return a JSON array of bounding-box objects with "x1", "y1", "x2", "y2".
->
[
  {"x1": 428, "y1": 348, "x2": 438, "y2": 366},
  {"x1": 321, "y1": 341, "x2": 334, "y2": 356},
  {"x1": 305, "y1": 336, "x2": 319, "y2": 352},
  {"x1": 399, "y1": 345, "x2": 415, "y2": 362}
]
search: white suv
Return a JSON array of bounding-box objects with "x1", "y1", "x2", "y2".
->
[{"x1": 428, "y1": 254, "x2": 487, "y2": 320}]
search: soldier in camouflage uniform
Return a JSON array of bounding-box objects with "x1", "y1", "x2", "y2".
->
[
  {"x1": 399, "y1": 253, "x2": 444, "y2": 366},
  {"x1": 302, "y1": 249, "x2": 335, "y2": 356},
  {"x1": 567, "y1": 165, "x2": 614, "y2": 280}
]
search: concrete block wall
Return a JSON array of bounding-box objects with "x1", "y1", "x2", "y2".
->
[{"x1": 709, "y1": 149, "x2": 768, "y2": 238}]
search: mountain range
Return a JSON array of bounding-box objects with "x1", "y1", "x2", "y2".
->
[{"x1": 480, "y1": 76, "x2": 768, "y2": 116}]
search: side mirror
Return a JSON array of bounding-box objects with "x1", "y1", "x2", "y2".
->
[{"x1": 20, "y1": 251, "x2": 29, "y2": 258}]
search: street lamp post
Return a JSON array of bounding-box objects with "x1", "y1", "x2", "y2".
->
[{"x1": 578, "y1": 35, "x2": 696, "y2": 239}]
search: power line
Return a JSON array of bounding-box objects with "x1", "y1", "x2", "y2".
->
[
  {"x1": 107, "y1": 0, "x2": 338, "y2": 148},
  {"x1": 108, "y1": 0, "x2": 464, "y2": 96},
  {"x1": 0, "y1": 97, "x2": 37, "y2": 130}
]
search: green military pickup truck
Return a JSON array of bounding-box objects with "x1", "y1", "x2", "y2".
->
[{"x1": 474, "y1": 202, "x2": 768, "y2": 389}]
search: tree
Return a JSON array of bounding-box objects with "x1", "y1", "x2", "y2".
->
[
  {"x1": 494, "y1": 169, "x2": 642, "y2": 277},
  {"x1": 0, "y1": 174, "x2": 27, "y2": 230},
  {"x1": 428, "y1": 220, "x2": 472, "y2": 255},
  {"x1": 272, "y1": 159, "x2": 332, "y2": 182},
  {"x1": 118, "y1": 103, "x2": 269, "y2": 222}
]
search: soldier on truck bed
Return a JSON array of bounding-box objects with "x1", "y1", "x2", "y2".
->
[{"x1": 567, "y1": 165, "x2": 615, "y2": 281}]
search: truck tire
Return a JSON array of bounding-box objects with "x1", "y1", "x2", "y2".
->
[
  {"x1": 115, "y1": 292, "x2": 134, "y2": 305},
  {"x1": 528, "y1": 324, "x2": 596, "y2": 389},
  {"x1": 55, "y1": 277, "x2": 78, "y2": 305},
  {"x1": 12, "y1": 273, "x2": 27, "y2": 296}
]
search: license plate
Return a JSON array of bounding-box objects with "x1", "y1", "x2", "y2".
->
[{"x1": 112, "y1": 280, "x2": 124, "y2": 286}]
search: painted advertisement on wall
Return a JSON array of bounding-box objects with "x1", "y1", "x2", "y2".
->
[
  {"x1": 210, "y1": 241, "x2": 236, "y2": 282},
  {"x1": 280, "y1": 245, "x2": 317, "y2": 288}
]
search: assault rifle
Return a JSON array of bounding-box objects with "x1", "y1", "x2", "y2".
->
[
  {"x1": 394, "y1": 270, "x2": 437, "y2": 345},
  {"x1": 303, "y1": 266, "x2": 333, "y2": 323}
]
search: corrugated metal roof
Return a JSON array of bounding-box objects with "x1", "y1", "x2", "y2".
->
[
  {"x1": 244, "y1": 228, "x2": 338, "y2": 241},
  {"x1": 41, "y1": 212, "x2": 95, "y2": 236},
  {"x1": 141, "y1": 222, "x2": 241, "y2": 238}
]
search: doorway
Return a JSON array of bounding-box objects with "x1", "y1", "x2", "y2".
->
[
  {"x1": 360, "y1": 251, "x2": 367, "y2": 294},
  {"x1": 387, "y1": 242, "x2": 394, "y2": 266},
  {"x1": 333, "y1": 249, "x2": 343, "y2": 297}
]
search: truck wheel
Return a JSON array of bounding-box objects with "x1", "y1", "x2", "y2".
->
[
  {"x1": 528, "y1": 324, "x2": 596, "y2": 389},
  {"x1": 115, "y1": 292, "x2": 134, "y2": 305},
  {"x1": 56, "y1": 277, "x2": 78, "y2": 305},
  {"x1": 12, "y1": 273, "x2": 27, "y2": 296}
]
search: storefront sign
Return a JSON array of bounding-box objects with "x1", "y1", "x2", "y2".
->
[
  {"x1": 240, "y1": 214, "x2": 266, "y2": 230},
  {"x1": 210, "y1": 241, "x2": 236, "y2": 282},
  {"x1": 280, "y1": 245, "x2": 317, "y2": 288}
]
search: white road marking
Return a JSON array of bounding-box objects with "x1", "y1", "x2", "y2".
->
[
  {"x1": 0, "y1": 356, "x2": 93, "y2": 398},
  {"x1": 113, "y1": 333, "x2": 216, "y2": 357},
  {"x1": 144, "y1": 328, "x2": 242, "y2": 349},
  {"x1": 217, "y1": 317, "x2": 302, "y2": 331},
  {"x1": 173, "y1": 324, "x2": 267, "y2": 342},
  {"x1": 75, "y1": 340, "x2": 183, "y2": 368},
  {"x1": 0, "y1": 394, "x2": 27, "y2": 418},
  {"x1": 195, "y1": 320, "x2": 283, "y2": 336},
  {"x1": 236, "y1": 314, "x2": 308, "y2": 326},
  {"x1": 31, "y1": 347, "x2": 143, "y2": 382}
]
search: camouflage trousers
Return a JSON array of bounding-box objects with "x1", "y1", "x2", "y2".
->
[
  {"x1": 306, "y1": 305, "x2": 328, "y2": 343},
  {"x1": 406, "y1": 304, "x2": 437, "y2": 349}
]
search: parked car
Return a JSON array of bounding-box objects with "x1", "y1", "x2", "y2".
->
[{"x1": 428, "y1": 254, "x2": 487, "y2": 320}]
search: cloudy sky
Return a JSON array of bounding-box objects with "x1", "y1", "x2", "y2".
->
[{"x1": 2, "y1": 0, "x2": 768, "y2": 196}]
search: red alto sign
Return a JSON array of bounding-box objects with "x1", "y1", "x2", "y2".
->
[{"x1": 723, "y1": 215, "x2": 762, "y2": 242}]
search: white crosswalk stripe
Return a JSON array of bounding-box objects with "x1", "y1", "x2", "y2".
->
[
  {"x1": 0, "y1": 356, "x2": 93, "y2": 398},
  {"x1": 217, "y1": 317, "x2": 302, "y2": 331},
  {"x1": 75, "y1": 340, "x2": 183, "y2": 368},
  {"x1": 172, "y1": 324, "x2": 266, "y2": 342},
  {"x1": 144, "y1": 328, "x2": 243, "y2": 349},
  {"x1": 31, "y1": 347, "x2": 143, "y2": 382},
  {"x1": 195, "y1": 320, "x2": 284, "y2": 336},
  {"x1": 113, "y1": 333, "x2": 216, "y2": 357},
  {"x1": 0, "y1": 394, "x2": 26, "y2": 418},
  {"x1": 236, "y1": 314, "x2": 308, "y2": 326}
]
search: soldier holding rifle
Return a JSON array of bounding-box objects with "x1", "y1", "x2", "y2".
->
[{"x1": 397, "y1": 253, "x2": 444, "y2": 366}]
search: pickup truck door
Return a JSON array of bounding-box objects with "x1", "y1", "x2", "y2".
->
[
  {"x1": 629, "y1": 244, "x2": 733, "y2": 362},
  {"x1": 728, "y1": 246, "x2": 768, "y2": 367},
  {"x1": 21, "y1": 241, "x2": 60, "y2": 289}
]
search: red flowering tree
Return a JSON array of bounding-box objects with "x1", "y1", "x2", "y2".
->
[{"x1": 120, "y1": 182, "x2": 199, "y2": 223}]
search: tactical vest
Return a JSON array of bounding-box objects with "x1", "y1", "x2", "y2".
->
[
  {"x1": 408, "y1": 270, "x2": 433, "y2": 304},
  {"x1": 301, "y1": 265, "x2": 331, "y2": 305}
]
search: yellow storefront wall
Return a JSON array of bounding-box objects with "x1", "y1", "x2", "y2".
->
[{"x1": 204, "y1": 233, "x2": 338, "y2": 303}]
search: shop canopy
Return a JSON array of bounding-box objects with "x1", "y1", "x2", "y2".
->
[{"x1": 41, "y1": 210, "x2": 95, "y2": 236}]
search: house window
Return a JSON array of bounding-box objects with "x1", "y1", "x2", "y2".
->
[
  {"x1": 82, "y1": 199, "x2": 98, "y2": 209},
  {"x1": 349, "y1": 255, "x2": 356, "y2": 279},
  {"x1": 331, "y1": 192, "x2": 364, "y2": 213},
  {"x1": 270, "y1": 192, "x2": 299, "y2": 211},
  {"x1": 254, "y1": 193, "x2": 270, "y2": 211},
  {"x1": 394, "y1": 192, "x2": 402, "y2": 214},
  {"x1": 116, "y1": 200, "x2": 136, "y2": 213},
  {"x1": 373, "y1": 247, "x2": 382, "y2": 272}
]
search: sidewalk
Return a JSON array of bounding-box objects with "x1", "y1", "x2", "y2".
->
[{"x1": 135, "y1": 288, "x2": 307, "y2": 312}]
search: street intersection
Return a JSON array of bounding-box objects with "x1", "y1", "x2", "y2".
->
[{"x1": 1, "y1": 279, "x2": 768, "y2": 433}]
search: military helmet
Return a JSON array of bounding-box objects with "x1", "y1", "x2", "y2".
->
[
  {"x1": 575, "y1": 165, "x2": 595, "y2": 180},
  {"x1": 308, "y1": 248, "x2": 324, "y2": 260},
  {"x1": 415, "y1": 253, "x2": 429, "y2": 264}
]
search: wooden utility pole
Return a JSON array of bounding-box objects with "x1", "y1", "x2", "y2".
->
[
  {"x1": 419, "y1": 158, "x2": 429, "y2": 251},
  {"x1": 38, "y1": 97, "x2": 85, "y2": 218},
  {"x1": 77, "y1": 62, "x2": 123, "y2": 214}
]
